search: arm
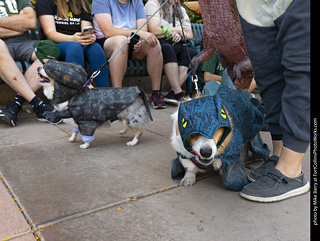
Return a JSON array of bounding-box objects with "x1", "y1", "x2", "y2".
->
[
  {"x1": 38, "y1": 15, "x2": 92, "y2": 45},
  {"x1": 147, "y1": 14, "x2": 193, "y2": 43},
  {"x1": 204, "y1": 72, "x2": 222, "y2": 83},
  {"x1": 81, "y1": 20, "x2": 96, "y2": 45},
  {"x1": 147, "y1": 15, "x2": 165, "y2": 38},
  {"x1": 94, "y1": 13, "x2": 133, "y2": 38},
  {"x1": 147, "y1": 13, "x2": 193, "y2": 41},
  {"x1": 0, "y1": 7, "x2": 36, "y2": 38}
]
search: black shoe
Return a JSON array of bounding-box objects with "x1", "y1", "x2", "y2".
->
[
  {"x1": 0, "y1": 100, "x2": 22, "y2": 127},
  {"x1": 240, "y1": 169, "x2": 309, "y2": 202},
  {"x1": 164, "y1": 91, "x2": 186, "y2": 106},
  {"x1": 151, "y1": 93, "x2": 166, "y2": 109},
  {"x1": 248, "y1": 155, "x2": 279, "y2": 182},
  {"x1": 32, "y1": 100, "x2": 62, "y2": 124}
]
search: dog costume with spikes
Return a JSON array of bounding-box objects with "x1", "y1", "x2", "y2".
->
[
  {"x1": 172, "y1": 71, "x2": 269, "y2": 191},
  {"x1": 42, "y1": 60, "x2": 152, "y2": 137}
]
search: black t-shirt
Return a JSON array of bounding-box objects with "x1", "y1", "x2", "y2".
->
[{"x1": 35, "y1": 0, "x2": 91, "y2": 35}]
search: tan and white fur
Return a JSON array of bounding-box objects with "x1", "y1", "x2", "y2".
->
[
  {"x1": 171, "y1": 110, "x2": 224, "y2": 186},
  {"x1": 38, "y1": 67, "x2": 150, "y2": 149}
]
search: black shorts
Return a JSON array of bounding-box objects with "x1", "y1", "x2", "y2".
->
[
  {"x1": 96, "y1": 37, "x2": 107, "y2": 49},
  {"x1": 159, "y1": 38, "x2": 197, "y2": 67},
  {"x1": 96, "y1": 37, "x2": 134, "y2": 59}
]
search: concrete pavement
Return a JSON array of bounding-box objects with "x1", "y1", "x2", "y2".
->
[{"x1": 0, "y1": 101, "x2": 310, "y2": 241}]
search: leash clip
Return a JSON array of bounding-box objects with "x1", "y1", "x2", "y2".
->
[
  {"x1": 192, "y1": 74, "x2": 200, "y2": 95},
  {"x1": 83, "y1": 70, "x2": 101, "y2": 87}
]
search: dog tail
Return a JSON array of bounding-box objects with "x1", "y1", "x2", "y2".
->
[{"x1": 139, "y1": 87, "x2": 153, "y2": 121}]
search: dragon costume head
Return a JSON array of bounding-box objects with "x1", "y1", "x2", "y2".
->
[{"x1": 43, "y1": 60, "x2": 87, "y2": 106}]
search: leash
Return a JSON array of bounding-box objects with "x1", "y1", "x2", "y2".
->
[
  {"x1": 173, "y1": 2, "x2": 200, "y2": 96},
  {"x1": 84, "y1": 0, "x2": 170, "y2": 87}
]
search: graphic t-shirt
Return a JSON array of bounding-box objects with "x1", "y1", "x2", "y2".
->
[
  {"x1": 92, "y1": 0, "x2": 146, "y2": 39},
  {"x1": 0, "y1": 0, "x2": 33, "y2": 40},
  {"x1": 35, "y1": 0, "x2": 91, "y2": 35}
]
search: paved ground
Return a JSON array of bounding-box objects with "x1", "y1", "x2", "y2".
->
[{"x1": 0, "y1": 101, "x2": 310, "y2": 241}]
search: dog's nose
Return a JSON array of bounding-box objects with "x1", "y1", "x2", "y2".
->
[{"x1": 200, "y1": 147, "x2": 212, "y2": 158}]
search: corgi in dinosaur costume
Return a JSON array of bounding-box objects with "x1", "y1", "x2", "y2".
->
[
  {"x1": 39, "y1": 60, "x2": 153, "y2": 148},
  {"x1": 171, "y1": 71, "x2": 269, "y2": 191}
]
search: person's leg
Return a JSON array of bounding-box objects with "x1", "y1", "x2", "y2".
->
[
  {"x1": 178, "y1": 65, "x2": 189, "y2": 86},
  {"x1": 24, "y1": 53, "x2": 43, "y2": 93},
  {"x1": 176, "y1": 46, "x2": 197, "y2": 86},
  {"x1": 102, "y1": 36, "x2": 128, "y2": 87},
  {"x1": 0, "y1": 40, "x2": 61, "y2": 125},
  {"x1": 82, "y1": 43, "x2": 109, "y2": 87},
  {"x1": 239, "y1": 0, "x2": 310, "y2": 202},
  {"x1": 274, "y1": 0, "x2": 310, "y2": 177},
  {"x1": 132, "y1": 39, "x2": 166, "y2": 109},
  {"x1": 0, "y1": 40, "x2": 36, "y2": 102},
  {"x1": 161, "y1": 43, "x2": 182, "y2": 94},
  {"x1": 240, "y1": 14, "x2": 285, "y2": 153},
  {"x1": 164, "y1": 63, "x2": 182, "y2": 93},
  {"x1": 133, "y1": 39, "x2": 163, "y2": 91},
  {"x1": 57, "y1": 42, "x2": 85, "y2": 67}
]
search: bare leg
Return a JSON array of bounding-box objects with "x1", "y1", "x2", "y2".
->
[
  {"x1": 272, "y1": 140, "x2": 283, "y2": 157},
  {"x1": 163, "y1": 62, "x2": 182, "y2": 94},
  {"x1": 275, "y1": 147, "x2": 304, "y2": 178},
  {"x1": 178, "y1": 66, "x2": 189, "y2": 86},
  {"x1": 133, "y1": 40, "x2": 162, "y2": 91},
  {"x1": 0, "y1": 40, "x2": 35, "y2": 102},
  {"x1": 103, "y1": 36, "x2": 128, "y2": 88},
  {"x1": 24, "y1": 54, "x2": 43, "y2": 93}
]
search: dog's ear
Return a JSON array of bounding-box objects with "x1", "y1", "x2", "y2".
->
[{"x1": 213, "y1": 127, "x2": 224, "y2": 145}]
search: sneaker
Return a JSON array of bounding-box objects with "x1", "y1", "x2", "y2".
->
[
  {"x1": 240, "y1": 168, "x2": 310, "y2": 202},
  {"x1": 151, "y1": 93, "x2": 166, "y2": 109},
  {"x1": 163, "y1": 90, "x2": 177, "y2": 105},
  {"x1": 164, "y1": 91, "x2": 186, "y2": 106},
  {"x1": 248, "y1": 155, "x2": 279, "y2": 182},
  {"x1": 32, "y1": 100, "x2": 62, "y2": 124},
  {"x1": 0, "y1": 100, "x2": 22, "y2": 127}
]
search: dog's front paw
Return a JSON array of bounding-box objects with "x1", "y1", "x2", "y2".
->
[
  {"x1": 42, "y1": 111, "x2": 57, "y2": 123},
  {"x1": 126, "y1": 137, "x2": 138, "y2": 146},
  {"x1": 69, "y1": 132, "x2": 78, "y2": 142},
  {"x1": 180, "y1": 176, "x2": 196, "y2": 187},
  {"x1": 213, "y1": 159, "x2": 222, "y2": 171},
  {"x1": 80, "y1": 142, "x2": 90, "y2": 149},
  {"x1": 119, "y1": 128, "x2": 129, "y2": 135}
]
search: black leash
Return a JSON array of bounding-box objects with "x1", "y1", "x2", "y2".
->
[{"x1": 174, "y1": 2, "x2": 199, "y2": 95}]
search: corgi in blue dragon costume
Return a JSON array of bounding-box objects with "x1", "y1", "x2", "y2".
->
[{"x1": 171, "y1": 70, "x2": 269, "y2": 191}]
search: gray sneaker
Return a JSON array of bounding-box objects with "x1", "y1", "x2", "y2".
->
[
  {"x1": 240, "y1": 168, "x2": 309, "y2": 202},
  {"x1": 248, "y1": 155, "x2": 279, "y2": 182}
]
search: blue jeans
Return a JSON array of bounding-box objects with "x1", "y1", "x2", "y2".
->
[{"x1": 57, "y1": 42, "x2": 109, "y2": 87}]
